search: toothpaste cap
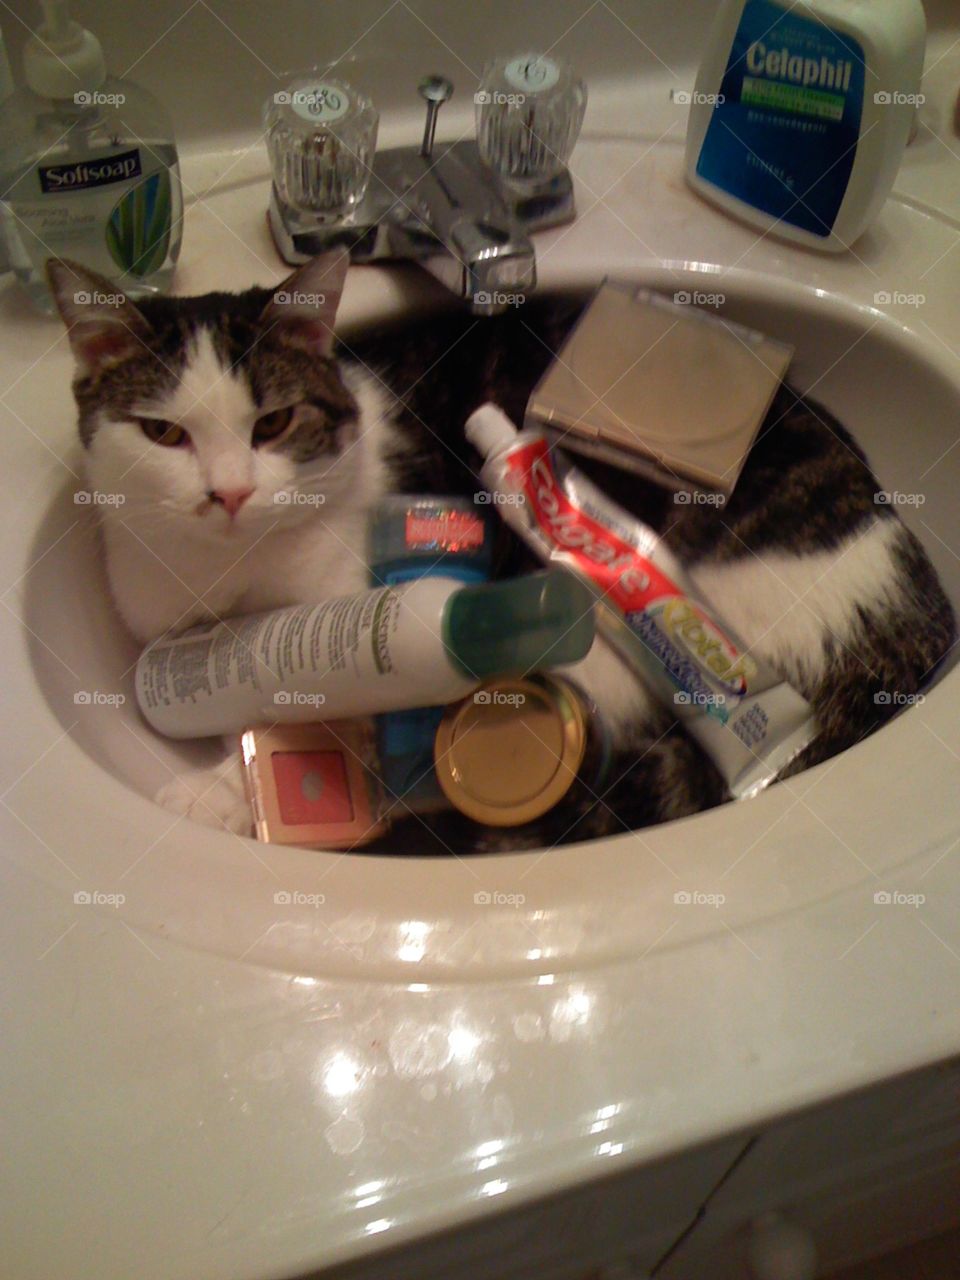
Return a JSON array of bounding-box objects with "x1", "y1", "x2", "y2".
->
[
  {"x1": 443, "y1": 569, "x2": 595, "y2": 680},
  {"x1": 465, "y1": 402, "x2": 520, "y2": 458}
]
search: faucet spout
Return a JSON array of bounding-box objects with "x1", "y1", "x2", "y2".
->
[{"x1": 386, "y1": 142, "x2": 536, "y2": 312}]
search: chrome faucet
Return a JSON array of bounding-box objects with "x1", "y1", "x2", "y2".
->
[{"x1": 265, "y1": 70, "x2": 583, "y2": 316}]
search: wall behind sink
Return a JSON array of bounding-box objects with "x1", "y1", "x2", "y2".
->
[
  {"x1": 3, "y1": 0, "x2": 953, "y2": 155},
  {"x1": 0, "y1": 0, "x2": 716, "y2": 152}
]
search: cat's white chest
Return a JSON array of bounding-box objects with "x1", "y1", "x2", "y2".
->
[
  {"x1": 237, "y1": 514, "x2": 372, "y2": 613},
  {"x1": 101, "y1": 483, "x2": 377, "y2": 639}
]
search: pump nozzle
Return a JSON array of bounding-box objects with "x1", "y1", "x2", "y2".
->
[
  {"x1": 39, "y1": 0, "x2": 73, "y2": 43},
  {"x1": 24, "y1": 0, "x2": 106, "y2": 99}
]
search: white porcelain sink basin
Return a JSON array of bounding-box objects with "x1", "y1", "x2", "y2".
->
[
  {"x1": 4, "y1": 136, "x2": 960, "y2": 1280},
  {"x1": 11, "y1": 150, "x2": 960, "y2": 981}
]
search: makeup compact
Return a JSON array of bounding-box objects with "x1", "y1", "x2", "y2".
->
[
  {"x1": 525, "y1": 279, "x2": 794, "y2": 497},
  {"x1": 240, "y1": 721, "x2": 386, "y2": 849}
]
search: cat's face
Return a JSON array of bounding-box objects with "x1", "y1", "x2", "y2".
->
[{"x1": 47, "y1": 250, "x2": 361, "y2": 541}]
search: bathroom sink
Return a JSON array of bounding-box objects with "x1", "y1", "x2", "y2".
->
[
  {"x1": 4, "y1": 136, "x2": 960, "y2": 1280},
  {"x1": 11, "y1": 145, "x2": 960, "y2": 984}
]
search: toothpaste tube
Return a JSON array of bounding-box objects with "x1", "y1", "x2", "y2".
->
[{"x1": 466, "y1": 403, "x2": 817, "y2": 799}]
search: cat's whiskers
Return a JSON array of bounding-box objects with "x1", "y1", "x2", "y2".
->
[
  {"x1": 280, "y1": 460, "x2": 350, "y2": 507},
  {"x1": 118, "y1": 495, "x2": 241, "y2": 538}
]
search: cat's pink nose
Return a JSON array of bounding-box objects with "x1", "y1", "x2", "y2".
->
[{"x1": 209, "y1": 487, "x2": 254, "y2": 517}]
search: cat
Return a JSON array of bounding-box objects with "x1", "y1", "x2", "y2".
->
[{"x1": 46, "y1": 250, "x2": 957, "y2": 853}]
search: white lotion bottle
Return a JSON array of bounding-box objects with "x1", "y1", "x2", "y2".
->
[
  {"x1": 135, "y1": 571, "x2": 595, "y2": 739},
  {"x1": 684, "y1": 0, "x2": 925, "y2": 251}
]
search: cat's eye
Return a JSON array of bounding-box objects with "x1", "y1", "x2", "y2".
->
[
  {"x1": 137, "y1": 417, "x2": 189, "y2": 448},
  {"x1": 252, "y1": 406, "x2": 294, "y2": 446}
]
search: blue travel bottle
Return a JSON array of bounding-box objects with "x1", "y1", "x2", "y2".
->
[{"x1": 369, "y1": 496, "x2": 495, "y2": 817}]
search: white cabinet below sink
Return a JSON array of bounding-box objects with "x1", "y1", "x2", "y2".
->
[{"x1": 658, "y1": 1059, "x2": 960, "y2": 1279}]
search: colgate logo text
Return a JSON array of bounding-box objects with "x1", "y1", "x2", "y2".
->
[{"x1": 526, "y1": 452, "x2": 653, "y2": 599}]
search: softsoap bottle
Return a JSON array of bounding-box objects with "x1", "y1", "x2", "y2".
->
[
  {"x1": 684, "y1": 0, "x2": 926, "y2": 251},
  {"x1": 0, "y1": 0, "x2": 183, "y2": 311}
]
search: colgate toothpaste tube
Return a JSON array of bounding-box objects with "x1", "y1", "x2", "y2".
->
[{"x1": 466, "y1": 403, "x2": 817, "y2": 799}]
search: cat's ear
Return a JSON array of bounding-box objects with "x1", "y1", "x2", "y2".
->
[
  {"x1": 259, "y1": 247, "x2": 350, "y2": 356},
  {"x1": 46, "y1": 258, "x2": 153, "y2": 374}
]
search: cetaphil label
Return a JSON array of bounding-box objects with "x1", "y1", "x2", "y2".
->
[{"x1": 696, "y1": 0, "x2": 865, "y2": 235}]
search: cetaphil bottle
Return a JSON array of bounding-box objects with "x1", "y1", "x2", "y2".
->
[{"x1": 684, "y1": 0, "x2": 925, "y2": 251}]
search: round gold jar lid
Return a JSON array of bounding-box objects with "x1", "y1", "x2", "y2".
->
[{"x1": 434, "y1": 674, "x2": 588, "y2": 827}]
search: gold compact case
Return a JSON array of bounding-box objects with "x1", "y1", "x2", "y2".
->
[
  {"x1": 433, "y1": 674, "x2": 588, "y2": 827},
  {"x1": 526, "y1": 278, "x2": 795, "y2": 496}
]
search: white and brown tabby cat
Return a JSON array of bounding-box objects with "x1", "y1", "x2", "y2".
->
[{"x1": 46, "y1": 251, "x2": 956, "y2": 853}]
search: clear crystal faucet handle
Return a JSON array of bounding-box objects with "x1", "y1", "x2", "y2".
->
[
  {"x1": 263, "y1": 74, "x2": 379, "y2": 221},
  {"x1": 475, "y1": 54, "x2": 586, "y2": 187}
]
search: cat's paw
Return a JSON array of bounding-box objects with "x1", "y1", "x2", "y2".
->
[{"x1": 155, "y1": 757, "x2": 253, "y2": 836}]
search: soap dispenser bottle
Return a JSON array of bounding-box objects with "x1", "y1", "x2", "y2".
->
[
  {"x1": 0, "y1": 0, "x2": 183, "y2": 311},
  {"x1": 684, "y1": 0, "x2": 925, "y2": 251}
]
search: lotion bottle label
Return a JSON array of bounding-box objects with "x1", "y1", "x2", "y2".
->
[{"x1": 696, "y1": 0, "x2": 865, "y2": 237}]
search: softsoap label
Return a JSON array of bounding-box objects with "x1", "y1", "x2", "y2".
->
[
  {"x1": 696, "y1": 0, "x2": 865, "y2": 235},
  {"x1": 38, "y1": 149, "x2": 142, "y2": 194}
]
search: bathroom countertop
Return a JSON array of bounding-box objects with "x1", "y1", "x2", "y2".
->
[{"x1": 3, "y1": 112, "x2": 960, "y2": 1280}]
